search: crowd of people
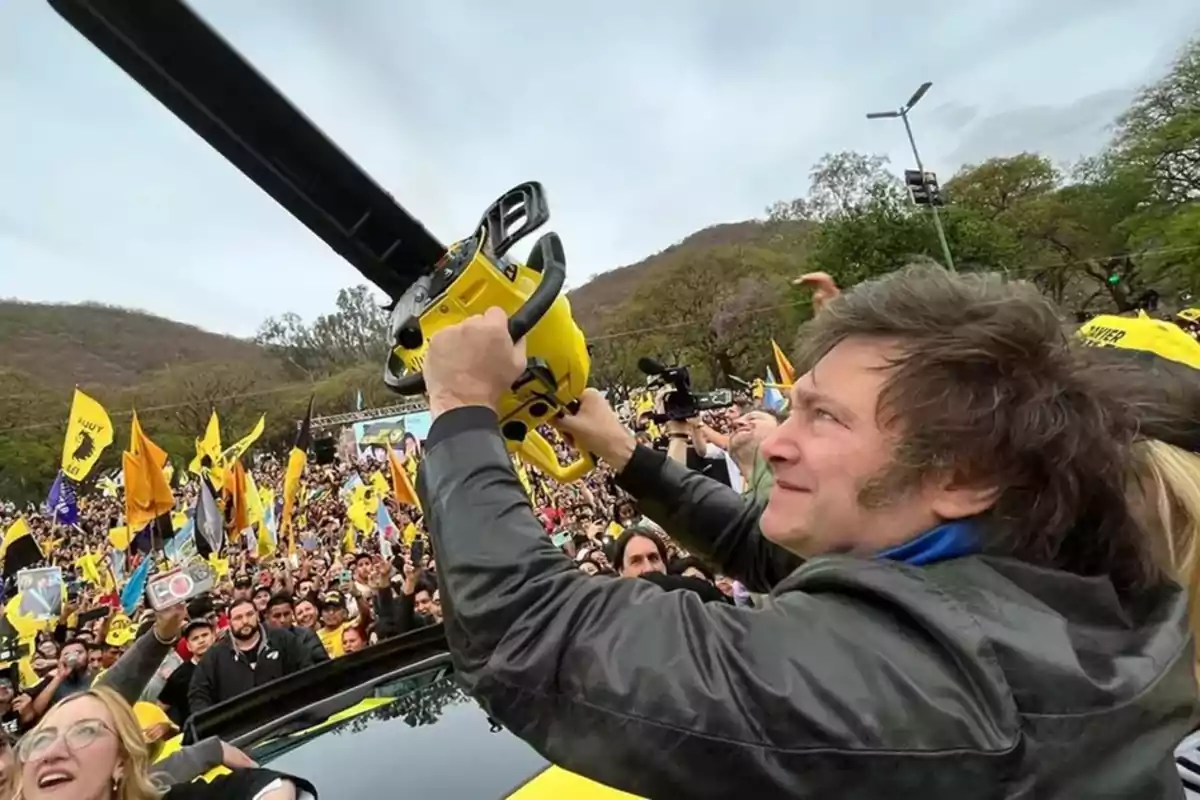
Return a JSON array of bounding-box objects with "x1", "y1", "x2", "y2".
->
[{"x1": 0, "y1": 366, "x2": 788, "y2": 797}]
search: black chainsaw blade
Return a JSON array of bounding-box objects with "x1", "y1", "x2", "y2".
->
[{"x1": 47, "y1": 0, "x2": 446, "y2": 300}]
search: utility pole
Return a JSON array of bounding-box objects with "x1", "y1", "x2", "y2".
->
[{"x1": 867, "y1": 81, "x2": 956, "y2": 271}]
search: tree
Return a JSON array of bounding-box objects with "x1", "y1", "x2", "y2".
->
[
  {"x1": 767, "y1": 152, "x2": 896, "y2": 223},
  {"x1": 1108, "y1": 36, "x2": 1200, "y2": 207},
  {"x1": 256, "y1": 285, "x2": 391, "y2": 378}
]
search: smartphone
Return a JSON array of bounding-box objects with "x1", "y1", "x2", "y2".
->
[
  {"x1": 147, "y1": 563, "x2": 216, "y2": 611},
  {"x1": 410, "y1": 539, "x2": 424, "y2": 565}
]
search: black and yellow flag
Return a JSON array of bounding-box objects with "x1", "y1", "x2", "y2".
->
[
  {"x1": 61, "y1": 389, "x2": 114, "y2": 481},
  {"x1": 280, "y1": 397, "x2": 313, "y2": 555},
  {"x1": 1, "y1": 518, "x2": 43, "y2": 579},
  {"x1": 189, "y1": 409, "x2": 222, "y2": 477}
]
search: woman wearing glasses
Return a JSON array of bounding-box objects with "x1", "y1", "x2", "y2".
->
[{"x1": 8, "y1": 686, "x2": 314, "y2": 800}]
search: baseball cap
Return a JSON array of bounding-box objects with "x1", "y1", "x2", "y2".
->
[
  {"x1": 233, "y1": 575, "x2": 252, "y2": 589},
  {"x1": 319, "y1": 591, "x2": 345, "y2": 610},
  {"x1": 182, "y1": 618, "x2": 213, "y2": 638}
]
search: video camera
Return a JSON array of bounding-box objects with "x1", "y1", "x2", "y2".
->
[{"x1": 637, "y1": 357, "x2": 734, "y2": 423}]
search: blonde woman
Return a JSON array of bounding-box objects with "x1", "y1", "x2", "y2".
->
[{"x1": 9, "y1": 686, "x2": 314, "y2": 800}]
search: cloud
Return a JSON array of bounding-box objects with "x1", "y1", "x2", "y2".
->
[{"x1": 1, "y1": 0, "x2": 1198, "y2": 336}]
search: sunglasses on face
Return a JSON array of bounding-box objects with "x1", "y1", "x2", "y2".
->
[{"x1": 18, "y1": 719, "x2": 114, "y2": 763}]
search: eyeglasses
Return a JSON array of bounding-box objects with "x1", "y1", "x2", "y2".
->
[{"x1": 17, "y1": 719, "x2": 113, "y2": 763}]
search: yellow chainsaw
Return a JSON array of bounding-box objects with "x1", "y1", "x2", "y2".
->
[{"x1": 50, "y1": 0, "x2": 594, "y2": 482}]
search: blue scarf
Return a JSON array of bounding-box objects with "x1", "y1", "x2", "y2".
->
[{"x1": 877, "y1": 521, "x2": 978, "y2": 567}]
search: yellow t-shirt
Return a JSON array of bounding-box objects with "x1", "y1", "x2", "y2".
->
[{"x1": 317, "y1": 623, "x2": 348, "y2": 658}]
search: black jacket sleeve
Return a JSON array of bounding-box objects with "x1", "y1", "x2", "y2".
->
[
  {"x1": 186, "y1": 651, "x2": 216, "y2": 718},
  {"x1": 295, "y1": 626, "x2": 329, "y2": 664},
  {"x1": 418, "y1": 408, "x2": 1019, "y2": 799},
  {"x1": 372, "y1": 585, "x2": 415, "y2": 640},
  {"x1": 616, "y1": 443, "x2": 801, "y2": 592}
]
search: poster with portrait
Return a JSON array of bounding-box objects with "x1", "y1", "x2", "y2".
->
[
  {"x1": 352, "y1": 411, "x2": 431, "y2": 463},
  {"x1": 16, "y1": 567, "x2": 64, "y2": 621}
]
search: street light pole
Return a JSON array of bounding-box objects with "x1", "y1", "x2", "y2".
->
[{"x1": 867, "y1": 81, "x2": 956, "y2": 272}]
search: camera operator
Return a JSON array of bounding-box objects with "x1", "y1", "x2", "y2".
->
[{"x1": 417, "y1": 266, "x2": 1196, "y2": 798}]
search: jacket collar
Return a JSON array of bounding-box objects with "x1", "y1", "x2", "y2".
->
[{"x1": 876, "y1": 520, "x2": 978, "y2": 567}]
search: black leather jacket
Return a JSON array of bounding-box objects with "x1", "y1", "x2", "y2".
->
[{"x1": 420, "y1": 406, "x2": 1198, "y2": 799}]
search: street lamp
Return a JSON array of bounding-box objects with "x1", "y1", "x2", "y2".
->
[{"x1": 866, "y1": 81, "x2": 955, "y2": 271}]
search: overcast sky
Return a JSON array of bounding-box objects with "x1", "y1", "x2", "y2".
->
[{"x1": 2, "y1": 0, "x2": 1198, "y2": 338}]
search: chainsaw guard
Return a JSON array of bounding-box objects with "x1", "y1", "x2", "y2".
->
[{"x1": 516, "y1": 430, "x2": 595, "y2": 485}]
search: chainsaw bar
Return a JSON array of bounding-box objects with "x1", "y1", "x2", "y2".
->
[{"x1": 47, "y1": 0, "x2": 446, "y2": 300}]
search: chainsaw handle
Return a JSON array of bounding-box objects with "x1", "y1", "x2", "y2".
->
[{"x1": 384, "y1": 232, "x2": 567, "y2": 396}]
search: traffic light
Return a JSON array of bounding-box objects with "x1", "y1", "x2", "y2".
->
[{"x1": 904, "y1": 170, "x2": 944, "y2": 207}]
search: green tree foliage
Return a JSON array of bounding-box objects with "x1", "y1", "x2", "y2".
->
[{"x1": 256, "y1": 285, "x2": 391, "y2": 379}]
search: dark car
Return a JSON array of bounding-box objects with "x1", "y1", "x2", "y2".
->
[{"x1": 174, "y1": 626, "x2": 638, "y2": 799}]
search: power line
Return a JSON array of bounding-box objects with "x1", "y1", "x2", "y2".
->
[{"x1": 0, "y1": 381, "x2": 316, "y2": 436}]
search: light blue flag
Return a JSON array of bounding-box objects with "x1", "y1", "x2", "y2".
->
[{"x1": 120, "y1": 557, "x2": 152, "y2": 615}]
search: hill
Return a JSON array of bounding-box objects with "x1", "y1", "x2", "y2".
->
[
  {"x1": 567, "y1": 220, "x2": 812, "y2": 334},
  {"x1": 0, "y1": 300, "x2": 270, "y2": 392}
]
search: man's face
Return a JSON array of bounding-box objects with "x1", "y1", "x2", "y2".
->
[
  {"x1": 620, "y1": 536, "x2": 665, "y2": 577},
  {"x1": 230, "y1": 603, "x2": 260, "y2": 640},
  {"x1": 353, "y1": 559, "x2": 371, "y2": 583},
  {"x1": 87, "y1": 648, "x2": 103, "y2": 672},
  {"x1": 253, "y1": 591, "x2": 271, "y2": 612},
  {"x1": 61, "y1": 643, "x2": 87, "y2": 672},
  {"x1": 413, "y1": 590, "x2": 434, "y2": 618},
  {"x1": 187, "y1": 627, "x2": 215, "y2": 659},
  {"x1": 759, "y1": 338, "x2": 942, "y2": 557},
  {"x1": 320, "y1": 604, "x2": 346, "y2": 628},
  {"x1": 729, "y1": 411, "x2": 779, "y2": 460},
  {"x1": 266, "y1": 603, "x2": 294, "y2": 629}
]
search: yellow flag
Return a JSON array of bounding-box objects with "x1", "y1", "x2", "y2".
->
[
  {"x1": 347, "y1": 491, "x2": 374, "y2": 534},
  {"x1": 217, "y1": 415, "x2": 266, "y2": 471},
  {"x1": 108, "y1": 526, "x2": 130, "y2": 551},
  {"x1": 61, "y1": 389, "x2": 114, "y2": 481},
  {"x1": 511, "y1": 456, "x2": 534, "y2": 499},
  {"x1": 342, "y1": 526, "x2": 357, "y2": 554},
  {"x1": 771, "y1": 340, "x2": 797, "y2": 388},
  {"x1": 401, "y1": 522, "x2": 418, "y2": 546},
  {"x1": 190, "y1": 410, "x2": 223, "y2": 475},
  {"x1": 76, "y1": 551, "x2": 104, "y2": 587},
  {"x1": 123, "y1": 412, "x2": 174, "y2": 531},
  {"x1": 256, "y1": 488, "x2": 277, "y2": 559},
  {"x1": 207, "y1": 553, "x2": 230, "y2": 577},
  {"x1": 244, "y1": 472, "x2": 266, "y2": 530},
  {"x1": 387, "y1": 449, "x2": 421, "y2": 511},
  {"x1": 370, "y1": 471, "x2": 390, "y2": 499}
]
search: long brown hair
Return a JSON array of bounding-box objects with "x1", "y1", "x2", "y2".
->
[{"x1": 795, "y1": 264, "x2": 1158, "y2": 589}]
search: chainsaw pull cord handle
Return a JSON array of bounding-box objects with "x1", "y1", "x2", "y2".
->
[{"x1": 384, "y1": 232, "x2": 567, "y2": 396}]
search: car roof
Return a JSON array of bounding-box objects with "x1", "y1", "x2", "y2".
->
[{"x1": 184, "y1": 626, "x2": 639, "y2": 798}]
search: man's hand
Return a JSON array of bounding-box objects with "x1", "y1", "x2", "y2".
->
[
  {"x1": 12, "y1": 695, "x2": 30, "y2": 715},
  {"x1": 220, "y1": 741, "x2": 258, "y2": 769},
  {"x1": 424, "y1": 307, "x2": 527, "y2": 419},
  {"x1": 554, "y1": 389, "x2": 637, "y2": 472},
  {"x1": 367, "y1": 560, "x2": 391, "y2": 591},
  {"x1": 143, "y1": 721, "x2": 175, "y2": 743},
  {"x1": 154, "y1": 603, "x2": 187, "y2": 643},
  {"x1": 793, "y1": 272, "x2": 841, "y2": 312}
]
